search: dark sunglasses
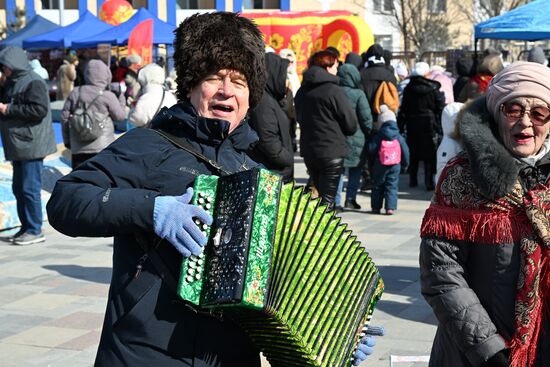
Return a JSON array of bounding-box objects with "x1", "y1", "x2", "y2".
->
[{"x1": 500, "y1": 102, "x2": 550, "y2": 126}]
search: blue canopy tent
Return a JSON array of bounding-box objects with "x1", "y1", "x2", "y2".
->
[
  {"x1": 71, "y1": 8, "x2": 176, "y2": 49},
  {"x1": 0, "y1": 15, "x2": 61, "y2": 48},
  {"x1": 22, "y1": 11, "x2": 112, "y2": 49},
  {"x1": 475, "y1": 0, "x2": 550, "y2": 41}
]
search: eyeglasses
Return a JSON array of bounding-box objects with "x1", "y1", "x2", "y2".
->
[{"x1": 500, "y1": 102, "x2": 550, "y2": 126}]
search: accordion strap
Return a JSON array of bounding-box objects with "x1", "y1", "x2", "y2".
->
[
  {"x1": 151, "y1": 128, "x2": 231, "y2": 176},
  {"x1": 134, "y1": 235, "x2": 179, "y2": 291},
  {"x1": 134, "y1": 234, "x2": 223, "y2": 319}
]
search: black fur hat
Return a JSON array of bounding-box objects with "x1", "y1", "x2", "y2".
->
[{"x1": 173, "y1": 12, "x2": 266, "y2": 109}]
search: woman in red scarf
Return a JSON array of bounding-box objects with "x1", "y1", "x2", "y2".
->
[{"x1": 420, "y1": 61, "x2": 550, "y2": 367}]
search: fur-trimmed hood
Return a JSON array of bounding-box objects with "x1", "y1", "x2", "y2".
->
[{"x1": 458, "y1": 96, "x2": 550, "y2": 199}]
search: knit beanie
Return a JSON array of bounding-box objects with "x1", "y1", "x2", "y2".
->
[
  {"x1": 486, "y1": 61, "x2": 550, "y2": 119},
  {"x1": 412, "y1": 62, "x2": 430, "y2": 77},
  {"x1": 527, "y1": 46, "x2": 546, "y2": 64},
  {"x1": 378, "y1": 104, "x2": 396, "y2": 124},
  {"x1": 173, "y1": 12, "x2": 266, "y2": 109}
]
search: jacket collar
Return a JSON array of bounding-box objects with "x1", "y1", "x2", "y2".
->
[{"x1": 151, "y1": 100, "x2": 258, "y2": 152}]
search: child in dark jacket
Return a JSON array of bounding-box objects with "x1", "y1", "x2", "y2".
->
[{"x1": 369, "y1": 105, "x2": 410, "y2": 215}]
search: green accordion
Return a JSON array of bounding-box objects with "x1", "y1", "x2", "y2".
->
[{"x1": 177, "y1": 168, "x2": 384, "y2": 367}]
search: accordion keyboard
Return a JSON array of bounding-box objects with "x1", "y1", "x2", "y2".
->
[
  {"x1": 201, "y1": 173, "x2": 257, "y2": 305},
  {"x1": 177, "y1": 177, "x2": 219, "y2": 306}
]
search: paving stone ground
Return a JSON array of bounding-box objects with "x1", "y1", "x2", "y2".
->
[{"x1": 0, "y1": 157, "x2": 436, "y2": 367}]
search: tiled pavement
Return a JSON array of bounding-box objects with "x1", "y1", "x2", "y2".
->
[{"x1": 0, "y1": 157, "x2": 436, "y2": 367}]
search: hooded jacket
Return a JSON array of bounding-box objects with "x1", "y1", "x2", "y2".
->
[
  {"x1": 337, "y1": 63, "x2": 373, "y2": 168},
  {"x1": 359, "y1": 63, "x2": 398, "y2": 110},
  {"x1": 295, "y1": 65, "x2": 358, "y2": 160},
  {"x1": 47, "y1": 100, "x2": 260, "y2": 367},
  {"x1": 0, "y1": 46, "x2": 56, "y2": 161},
  {"x1": 368, "y1": 120, "x2": 409, "y2": 170},
  {"x1": 398, "y1": 76, "x2": 445, "y2": 159},
  {"x1": 61, "y1": 59, "x2": 125, "y2": 154},
  {"x1": 420, "y1": 97, "x2": 550, "y2": 367},
  {"x1": 128, "y1": 63, "x2": 178, "y2": 127},
  {"x1": 248, "y1": 53, "x2": 294, "y2": 182}
]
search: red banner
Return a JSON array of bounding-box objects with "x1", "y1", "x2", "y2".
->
[
  {"x1": 242, "y1": 11, "x2": 374, "y2": 77},
  {"x1": 128, "y1": 18, "x2": 153, "y2": 66}
]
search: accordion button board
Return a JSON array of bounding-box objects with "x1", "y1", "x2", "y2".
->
[
  {"x1": 177, "y1": 168, "x2": 281, "y2": 309},
  {"x1": 176, "y1": 168, "x2": 384, "y2": 367}
]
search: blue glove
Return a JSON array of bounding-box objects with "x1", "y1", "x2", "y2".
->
[
  {"x1": 153, "y1": 187, "x2": 213, "y2": 257},
  {"x1": 352, "y1": 336, "x2": 376, "y2": 366}
]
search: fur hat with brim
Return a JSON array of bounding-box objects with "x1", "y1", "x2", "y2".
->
[{"x1": 173, "y1": 12, "x2": 266, "y2": 109}]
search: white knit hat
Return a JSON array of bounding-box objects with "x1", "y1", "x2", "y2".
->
[
  {"x1": 378, "y1": 104, "x2": 396, "y2": 124},
  {"x1": 412, "y1": 62, "x2": 430, "y2": 77}
]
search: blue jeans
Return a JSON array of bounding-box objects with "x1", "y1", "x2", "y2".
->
[
  {"x1": 12, "y1": 159, "x2": 44, "y2": 235},
  {"x1": 335, "y1": 167, "x2": 363, "y2": 206},
  {"x1": 371, "y1": 163, "x2": 400, "y2": 211}
]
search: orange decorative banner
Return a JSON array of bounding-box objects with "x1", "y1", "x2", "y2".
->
[
  {"x1": 128, "y1": 19, "x2": 153, "y2": 66},
  {"x1": 242, "y1": 11, "x2": 374, "y2": 77},
  {"x1": 99, "y1": 0, "x2": 134, "y2": 26}
]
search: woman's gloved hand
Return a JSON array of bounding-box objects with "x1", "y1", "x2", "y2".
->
[
  {"x1": 153, "y1": 187, "x2": 213, "y2": 257},
  {"x1": 352, "y1": 336, "x2": 376, "y2": 366},
  {"x1": 480, "y1": 350, "x2": 509, "y2": 367}
]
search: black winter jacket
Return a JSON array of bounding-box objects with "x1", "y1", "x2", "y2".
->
[
  {"x1": 359, "y1": 63, "x2": 398, "y2": 109},
  {"x1": 46, "y1": 101, "x2": 260, "y2": 367},
  {"x1": 248, "y1": 53, "x2": 294, "y2": 182},
  {"x1": 295, "y1": 66, "x2": 357, "y2": 160},
  {"x1": 0, "y1": 46, "x2": 56, "y2": 161},
  {"x1": 398, "y1": 76, "x2": 445, "y2": 160}
]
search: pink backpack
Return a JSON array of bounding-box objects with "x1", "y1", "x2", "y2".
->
[{"x1": 378, "y1": 139, "x2": 401, "y2": 166}]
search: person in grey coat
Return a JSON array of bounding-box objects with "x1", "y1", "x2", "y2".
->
[
  {"x1": 0, "y1": 46, "x2": 56, "y2": 245},
  {"x1": 61, "y1": 59, "x2": 125, "y2": 169},
  {"x1": 420, "y1": 62, "x2": 550, "y2": 367}
]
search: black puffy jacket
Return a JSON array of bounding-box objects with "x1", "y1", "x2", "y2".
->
[
  {"x1": 47, "y1": 101, "x2": 261, "y2": 367},
  {"x1": 248, "y1": 53, "x2": 294, "y2": 182},
  {"x1": 398, "y1": 76, "x2": 445, "y2": 160},
  {"x1": 295, "y1": 65, "x2": 357, "y2": 160},
  {"x1": 359, "y1": 63, "x2": 398, "y2": 109}
]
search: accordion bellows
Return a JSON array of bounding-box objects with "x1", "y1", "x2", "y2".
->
[{"x1": 177, "y1": 168, "x2": 383, "y2": 367}]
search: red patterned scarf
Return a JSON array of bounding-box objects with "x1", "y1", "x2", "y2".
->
[{"x1": 421, "y1": 155, "x2": 549, "y2": 367}]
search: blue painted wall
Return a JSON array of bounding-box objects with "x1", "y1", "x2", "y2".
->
[
  {"x1": 280, "y1": 0, "x2": 290, "y2": 11},
  {"x1": 5, "y1": 0, "x2": 16, "y2": 34},
  {"x1": 148, "y1": 0, "x2": 158, "y2": 17},
  {"x1": 79, "y1": 0, "x2": 87, "y2": 15},
  {"x1": 25, "y1": 0, "x2": 35, "y2": 19},
  {"x1": 97, "y1": 0, "x2": 105, "y2": 15},
  {"x1": 234, "y1": 0, "x2": 287, "y2": 12}
]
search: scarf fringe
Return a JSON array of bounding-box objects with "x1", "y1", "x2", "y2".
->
[
  {"x1": 421, "y1": 205, "x2": 529, "y2": 244},
  {"x1": 508, "y1": 250, "x2": 549, "y2": 367}
]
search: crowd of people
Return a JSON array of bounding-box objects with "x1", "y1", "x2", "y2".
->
[{"x1": 1, "y1": 10, "x2": 550, "y2": 367}]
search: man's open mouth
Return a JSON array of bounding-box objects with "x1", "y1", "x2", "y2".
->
[{"x1": 212, "y1": 105, "x2": 234, "y2": 113}]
